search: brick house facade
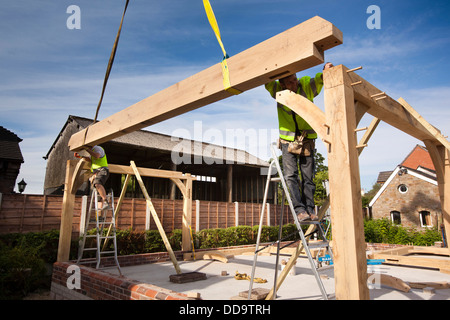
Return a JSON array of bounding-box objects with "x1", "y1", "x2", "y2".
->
[{"x1": 369, "y1": 145, "x2": 441, "y2": 229}]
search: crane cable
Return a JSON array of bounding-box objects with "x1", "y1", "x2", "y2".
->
[
  {"x1": 83, "y1": 0, "x2": 130, "y2": 147},
  {"x1": 93, "y1": 0, "x2": 130, "y2": 123}
]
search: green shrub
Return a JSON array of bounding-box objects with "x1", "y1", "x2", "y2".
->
[
  {"x1": 0, "y1": 240, "x2": 47, "y2": 299},
  {"x1": 144, "y1": 230, "x2": 165, "y2": 252},
  {"x1": 364, "y1": 218, "x2": 442, "y2": 246}
]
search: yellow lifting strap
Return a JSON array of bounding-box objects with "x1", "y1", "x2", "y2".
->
[{"x1": 203, "y1": 0, "x2": 242, "y2": 95}]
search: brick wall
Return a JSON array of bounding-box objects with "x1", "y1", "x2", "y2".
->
[
  {"x1": 371, "y1": 172, "x2": 441, "y2": 229},
  {"x1": 50, "y1": 243, "x2": 272, "y2": 300},
  {"x1": 51, "y1": 260, "x2": 191, "y2": 300}
]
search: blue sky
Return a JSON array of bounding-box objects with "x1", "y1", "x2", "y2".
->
[{"x1": 1, "y1": 0, "x2": 450, "y2": 194}]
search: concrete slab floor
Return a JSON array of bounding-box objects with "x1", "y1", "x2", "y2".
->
[{"x1": 105, "y1": 254, "x2": 450, "y2": 300}]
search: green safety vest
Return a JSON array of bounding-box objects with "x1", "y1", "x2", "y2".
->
[
  {"x1": 91, "y1": 146, "x2": 108, "y2": 172},
  {"x1": 265, "y1": 73, "x2": 323, "y2": 141}
]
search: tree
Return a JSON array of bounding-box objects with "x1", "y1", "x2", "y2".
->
[{"x1": 362, "y1": 182, "x2": 381, "y2": 208}]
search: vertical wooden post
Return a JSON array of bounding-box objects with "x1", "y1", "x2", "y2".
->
[
  {"x1": 443, "y1": 148, "x2": 450, "y2": 251},
  {"x1": 169, "y1": 162, "x2": 177, "y2": 200},
  {"x1": 79, "y1": 195, "x2": 88, "y2": 238},
  {"x1": 424, "y1": 141, "x2": 450, "y2": 252},
  {"x1": 227, "y1": 164, "x2": 233, "y2": 203},
  {"x1": 182, "y1": 174, "x2": 193, "y2": 252},
  {"x1": 235, "y1": 201, "x2": 239, "y2": 226},
  {"x1": 324, "y1": 65, "x2": 369, "y2": 300},
  {"x1": 196, "y1": 200, "x2": 200, "y2": 232},
  {"x1": 130, "y1": 161, "x2": 181, "y2": 274},
  {"x1": 57, "y1": 160, "x2": 77, "y2": 262}
]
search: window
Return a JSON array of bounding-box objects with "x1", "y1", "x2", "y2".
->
[
  {"x1": 194, "y1": 175, "x2": 217, "y2": 183},
  {"x1": 419, "y1": 211, "x2": 432, "y2": 227},
  {"x1": 397, "y1": 184, "x2": 408, "y2": 194},
  {"x1": 390, "y1": 211, "x2": 401, "y2": 225}
]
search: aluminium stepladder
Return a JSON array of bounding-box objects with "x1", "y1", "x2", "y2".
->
[
  {"x1": 77, "y1": 188, "x2": 122, "y2": 276},
  {"x1": 248, "y1": 142, "x2": 333, "y2": 300}
]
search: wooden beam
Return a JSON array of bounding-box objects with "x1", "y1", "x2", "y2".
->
[
  {"x1": 182, "y1": 174, "x2": 193, "y2": 252},
  {"x1": 68, "y1": 16, "x2": 342, "y2": 151},
  {"x1": 130, "y1": 161, "x2": 182, "y2": 274},
  {"x1": 275, "y1": 90, "x2": 327, "y2": 139},
  {"x1": 442, "y1": 148, "x2": 450, "y2": 254},
  {"x1": 398, "y1": 97, "x2": 450, "y2": 151},
  {"x1": 266, "y1": 114, "x2": 380, "y2": 299},
  {"x1": 57, "y1": 160, "x2": 77, "y2": 262},
  {"x1": 367, "y1": 273, "x2": 411, "y2": 293},
  {"x1": 324, "y1": 65, "x2": 369, "y2": 300},
  {"x1": 70, "y1": 159, "x2": 89, "y2": 194},
  {"x1": 72, "y1": 161, "x2": 193, "y2": 181},
  {"x1": 423, "y1": 142, "x2": 450, "y2": 254},
  {"x1": 108, "y1": 163, "x2": 194, "y2": 181},
  {"x1": 102, "y1": 174, "x2": 131, "y2": 251},
  {"x1": 357, "y1": 116, "x2": 380, "y2": 155},
  {"x1": 339, "y1": 66, "x2": 437, "y2": 142}
]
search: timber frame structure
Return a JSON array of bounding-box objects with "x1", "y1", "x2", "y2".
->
[
  {"x1": 57, "y1": 16, "x2": 450, "y2": 300},
  {"x1": 57, "y1": 160, "x2": 195, "y2": 276}
]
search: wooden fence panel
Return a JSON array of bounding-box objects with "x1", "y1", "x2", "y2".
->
[{"x1": 0, "y1": 194, "x2": 290, "y2": 238}]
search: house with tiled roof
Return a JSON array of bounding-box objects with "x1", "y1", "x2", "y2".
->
[
  {"x1": 369, "y1": 145, "x2": 441, "y2": 229},
  {"x1": 0, "y1": 126, "x2": 24, "y2": 193}
]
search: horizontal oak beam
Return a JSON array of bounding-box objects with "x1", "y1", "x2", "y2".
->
[
  {"x1": 73, "y1": 160, "x2": 195, "y2": 180},
  {"x1": 69, "y1": 16, "x2": 343, "y2": 151},
  {"x1": 326, "y1": 65, "x2": 436, "y2": 142}
]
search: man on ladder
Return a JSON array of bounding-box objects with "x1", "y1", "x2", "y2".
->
[
  {"x1": 265, "y1": 62, "x2": 333, "y2": 221},
  {"x1": 76, "y1": 145, "x2": 122, "y2": 274},
  {"x1": 75, "y1": 145, "x2": 110, "y2": 210}
]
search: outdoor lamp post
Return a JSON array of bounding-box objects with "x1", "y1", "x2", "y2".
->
[{"x1": 17, "y1": 179, "x2": 27, "y2": 194}]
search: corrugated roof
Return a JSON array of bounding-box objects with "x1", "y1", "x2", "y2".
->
[{"x1": 45, "y1": 115, "x2": 269, "y2": 167}]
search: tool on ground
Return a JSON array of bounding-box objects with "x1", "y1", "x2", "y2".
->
[
  {"x1": 248, "y1": 142, "x2": 334, "y2": 300},
  {"x1": 77, "y1": 188, "x2": 122, "y2": 276},
  {"x1": 235, "y1": 271, "x2": 267, "y2": 283}
]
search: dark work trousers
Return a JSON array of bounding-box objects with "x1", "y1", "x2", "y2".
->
[{"x1": 281, "y1": 142, "x2": 316, "y2": 215}]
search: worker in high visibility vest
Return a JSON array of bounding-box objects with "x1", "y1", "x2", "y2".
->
[
  {"x1": 265, "y1": 62, "x2": 333, "y2": 222},
  {"x1": 75, "y1": 145, "x2": 110, "y2": 210}
]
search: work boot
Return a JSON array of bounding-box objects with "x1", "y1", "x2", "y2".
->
[
  {"x1": 297, "y1": 211, "x2": 311, "y2": 222},
  {"x1": 309, "y1": 213, "x2": 319, "y2": 221},
  {"x1": 101, "y1": 200, "x2": 110, "y2": 211}
]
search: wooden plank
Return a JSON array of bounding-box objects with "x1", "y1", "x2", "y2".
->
[
  {"x1": 323, "y1": 65, "x2": 369, "y2": 300},
  {"x1": 370, "y1": 252, "x2": 450, "y2": 271},
  {"x1": 76, "y1": 161, "x2": 195, "y2": 181},
  {"x1": 130, "y1": 161, "x2": 182, "y2": 274},
  {"x1": 408, "y1": 281, "x2": 449, "y2": 290},
  {"x1": 182, "y1": 174, "x2": 193, "y2": 252},
  {"x1": 102, "y1": 174, "x2": 131, "y2": 251},
  {"x1": 368, "y1": 273, "x2": 410, "y2": 293},
  {"x1": 68, "y1": 16, "x2": 342, "y2": 151}
]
